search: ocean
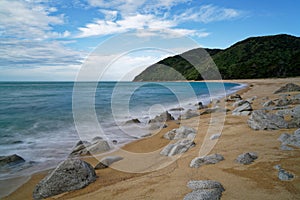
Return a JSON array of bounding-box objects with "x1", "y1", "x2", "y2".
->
[{"x1": 0, "y1": 81, "x2": 245, "y2": 180}]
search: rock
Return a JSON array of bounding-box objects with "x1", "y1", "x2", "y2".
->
[
  {"x1": 232, "y1": 101, "x2": 252, "y2": 116},
  {"x1": 91, "y1": 136, "x2": 103, "y2": 143},
  {"x1": 184, "y1": 180, "x2": 225, "y2": 200},
  {"x1": 280, "y1": 145, "x2": 294, "y2": 151},
  {"x1": 148, "y1": 122, "x2": 164, "y2": 130},
  {"x1": 179, "y1": 109, "x2": 200, "y2": 120},
  {"x1": 87, "y1": 140, "x2": 111, "y2": 155},
  {"x1": 163, "y1": 126, "x2": 196, "y2": 140},
  {"x1": 210, "y1": 133, "x2": 221, "y2": 140},
  {"x1": 274, "y1": 83, "x2": 300, "y2": 94},
  {"x1": 190, "y1": 154, "x2": 224, "y2": 168},
  {"x1": 262, "y1": 100, "x2": 275, "y2": 107},
  {"x1": 274, "y1": 96, "x2": 291, "y2": 106},
  {"x1": 295, "y1": 128, "x2": 300, "y2": 135},
  {"x1": 149, "y1": 111, "x2": 174, "y2": 123},
  {"x1": 247, "y1": 110, "x2": 288, "y2": 130},
  {"x1": 278, "y1": 130, "x2": 300, "y2": 148},
  {"x1": 197, "y1": 102, "x2": 207, "y2": 110},
  {"x1": 169, "y1": 107, "x2": 184, "y2": 111},
  {"x1": 0, "y1": 154, "x2": 25, "y2": 168},
  {"x1": 236, "y1": 152, "x2": 258, "y2": 165},
  {"x1": 125, "y1": 118, "x2": 141, "y2": 124},
  {"x1": 291, "y1": 105, "x2": 300, "y2": 118},
  {"x1": 278, "y1": 169, "x2": 294, "y2": 181},
  {"x1": 226, "y1": 94, "x2": 242, "y2": 102},
  {"x1": 33, "y1": 159, "x2": 96, "y2": 199},
  {"x1": 160, "y1": 139, "x2": 195, "y2": 157},
  {"x1": 246, "y1": 96, "x2": 257, "y2": 103},
  {"x1": 200, "y1": 107, "x2": 229, "y2": 115},
  {"x1": 274, "y1": 164, "x2": 281, "y2": 170},
  {"x1": 94, "y1": 156, "x2": 123, "y2": 169}
]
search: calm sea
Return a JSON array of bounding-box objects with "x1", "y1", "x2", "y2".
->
[{"x1": 0, "y1": 81, "x2": 245, "y2": 179}]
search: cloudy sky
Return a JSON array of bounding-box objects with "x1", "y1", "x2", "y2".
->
[{"x1": 0, "y1": 0, "x2": 299, "y2": 81}]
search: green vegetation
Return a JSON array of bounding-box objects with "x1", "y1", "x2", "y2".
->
[{"x1": 133, "y1": 34, "x2": 300, "y2": 81}]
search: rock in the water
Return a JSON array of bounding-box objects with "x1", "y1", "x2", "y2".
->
[
  {"x1": 232, "y1": 100, "x2": 252, "y2": 116},
  {"x1": 274, "y1": 83, "x2": 300, "y2": 94},
  {"x1": 236, "y1": 152, "x2": 258, "y2": 165},
  {"x1": 210, "y1": 133, "x2": 221, "y2": 140},
  {"x1": 247, "y1": 110, "x2": 288, "y2": 130},
  {"x1": 33, "y1": 159, "x2": 96, "y2": 200},
  {"x1": 149, "y1": 111, "x2": 174, "y2": 123},
  {"x1": 0, "y1": 154, "x2": 25, "y2": 168},
  {"x1": 190, "y1": 154, "x2": 224, "y2": 168},
  {"x1": 179, "y1": 109, "x2": 200, "y2": 120},
  {"x1": 94, "y1": 156, "x2": 123, "y2": 169},
  {"x1": 163, "y1": 126, "x2": 196, "y2": 140},
  {"x1": 125, "y1": 118, "x2": 141, "y2": 124},
  {"x1": 184, "y1": 180, "x2": 225, "y2": 200},
  {"x1": 160, "y1": 139, "x2": 195, "y2": 157}
]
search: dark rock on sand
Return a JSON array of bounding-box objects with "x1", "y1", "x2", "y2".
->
[
  {"x1": 190, "y1": 154, "x2": 224, "y2": 168},
  {"x1": 160, "y1": 139, "x2": 195, "y2": 157},
  {"x1": 33, "y1": 159, "x2": 96, "y2": 200},
  {"x1": 0, "y1": 154, "x2": 25, "y2": 168},
  {"x1": 247, "y1": 110, "x2": 288, "y2": 130},
  {"x1": 236, "y1": 152, "x2": 258, "y2": 165},
  {"x1": 274, "y1": 83, "x2": 300, "y2": 94},
  {"x1": 94, "y1": 156, "x2": 123, "y2": 169},
  {"x1": 184, "y1": 180, "x2": 225, "y2": 200}
]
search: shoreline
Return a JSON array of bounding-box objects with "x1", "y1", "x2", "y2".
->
[{"x1": 3, "y1": 77, "x2": 300, "y2": 199}]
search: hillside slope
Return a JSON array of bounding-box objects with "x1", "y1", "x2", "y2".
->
[{"x1": 133, "y1": 34, "x2": 300, "y2": 81}]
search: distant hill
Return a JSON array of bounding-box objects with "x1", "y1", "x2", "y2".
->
[{"x1": 133, "y1": 34, "x2": 300, "y2": 81}]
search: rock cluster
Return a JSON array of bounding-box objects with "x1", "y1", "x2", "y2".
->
[
  {"x1": 235, "y1": 152, "x2": 258, "y2": 165},
  {"x1": 183, "y1": 180, "x2": 225, "y2": 200},
  {"x1": 274, "y1": 83, "x2": 300, "y2": 94},
  {"x1": 163, "y1": 126, "x2": 196, "y2": 140},
  {"x1": 190, "y1": 154, "x2": 224, "y2": 168},
  {"x1": 33, "y1": 159, "x2": 96, "y2": 200},
  {"x1": 160, "y1": 139, "x2": 195, "y2": 157}
]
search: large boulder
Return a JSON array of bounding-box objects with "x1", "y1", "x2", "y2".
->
[
  {"x1": 179, "y1": 109, "x2": 199, "y2": 120},
  {"x1": 232, "y1": 100, "x2": 252, "y2": 116},
  {"x1": 0, "y1": 154, "x2": 25, "y2": 168},
  {"x1": 247, "y1": 110, "x2": 289, "y2": 130},
  {"x1": 190, "y1": 154, "x2": 224, "y2": 168},
  {"x1": 274, "y1": 83, "x2": 300, "y2": 94},
  {"x1": 163, "y1": 126, "x2": 196, "y2": 140},
  {"x1": 94, "y1": 156, "x2": 123, "y2": 169},
  {"x1": 160, "y1": 139, "x2": 195, "y2": 157},
  {"x1": 184, "y1": 180, "x2": 225, "y2": 200},
  {"x1": 236, "y1": 152, "x2": 258, "y2": 165},
  {"x1": 33, "y1": 159, "x2": 96, "y2": 200}
]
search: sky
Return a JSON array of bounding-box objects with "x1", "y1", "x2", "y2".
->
[{"x1": 0, "y1": 0, "x2": 299, "y2": 81}]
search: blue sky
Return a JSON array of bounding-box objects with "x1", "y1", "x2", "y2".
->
[{"x1": 0, "y1": 0, "x2": 299, "y2": 81}]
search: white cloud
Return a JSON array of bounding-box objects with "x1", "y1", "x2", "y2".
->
[{"x1": 175, "y1": 5, "x2": 241, "y2": 23}]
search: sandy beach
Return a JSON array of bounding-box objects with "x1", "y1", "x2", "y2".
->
[{"x1": 4, "y1": 77, "x2": 300, "y2": 200}]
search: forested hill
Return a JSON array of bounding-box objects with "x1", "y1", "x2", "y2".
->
[{"x1": 133, "y1": 34, "x2": 300, "y2": 81}]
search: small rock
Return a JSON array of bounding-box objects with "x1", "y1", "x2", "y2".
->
[
  {"x1": 236, "y1": 152, "x2": 258, "y2": 165},
  {"x1": 278, "y1": 169, "x2": 294, "y2": 181},
  {"x1": 274, "y1": 164, "x2": 281, "y2": 170},
  {"x1": 94, "y1": 156, "x2": 123, "y2": 169},
  {"x1": 163, "y1": 126, "x2": 196, "y2": 140},
  {"x1": 197, "y1": 102, "x2": 207, "y2": 110},
  {"x1": 274, "y1": 83, "x2": 300, "y2": 94},
  {"x1": 160, "y1": 139, "x2": 195, "y2": 157},
  {"x1": 226, "y1": 94, "x2": 242, "y2": 102},
  {"x1": 210, "y1": 133, "x2": 221, "y2": 140},
  {"x1": 0, "y1": 154, "x2": 25, "y2": 168},
  {"x1": 190, "y1": 154, "x2": 224, "y2": 168},
  {"x1": 33, "y1": 159, "x2": 96, "y2": 200}
]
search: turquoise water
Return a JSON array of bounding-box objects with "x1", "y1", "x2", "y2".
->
[{"x1": 0, "y1": 81, "x2": 244, "y2": 178}]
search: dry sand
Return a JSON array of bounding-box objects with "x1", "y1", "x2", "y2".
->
[{"x1": 4, "y1": 77, "x2": 300, "y2": 200}]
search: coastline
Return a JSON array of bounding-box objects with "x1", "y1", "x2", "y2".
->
[{"x1": 4, "y1": 77, "x2": 300, "y2": 199}]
